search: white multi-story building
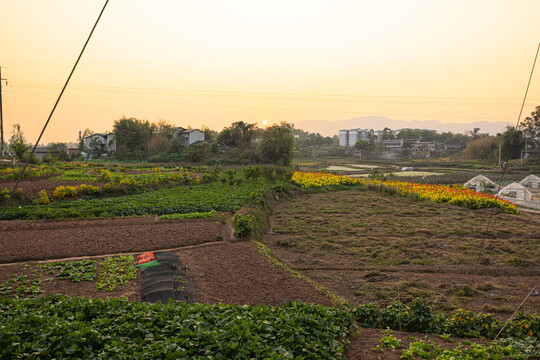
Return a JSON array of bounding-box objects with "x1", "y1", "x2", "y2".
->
[
  {"x1": 339, "y1": 129, "x2": 393, "y2": 147},
  {"x1": 382, "y1": 139, "x2": 404, "y2": 149}
]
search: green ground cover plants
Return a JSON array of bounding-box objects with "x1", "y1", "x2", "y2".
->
[
  {"x1": 2, "y1": 180, "x2": 271, "y2": 220},
  {"x1": 0, "y1": 296, "x2": 353, "y2": 359},
  {"x1": 159, "y1": 210, "x2": 218, "y2": 220},
  {"x1": 39, "y1": 260, "x2": 98, "y2": 283},
  {"x1": 0, "y1": 275, "x2": 42, "y2": 298},
  {"x1": 353, "y1": 299, "x2": 539, "y2": 340},
  {"x1": 400, "y1": 337, "x2": 540, "y2": 359},
  {"x1": 96, "y1": 256, "x2": 137, "y2": 291}
]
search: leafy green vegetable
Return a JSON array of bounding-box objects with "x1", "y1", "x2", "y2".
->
[
  {"x1": 401, "y1": 337, "x2": 540, "y2": 359},
  {"x1": 3, "y1": 180, "x2": 268, "y2": 220},
  {"x1": 354, "y1": 298, "x2": 539, "y2": 340},
  {"x1": 159, "y1": 210, "x2": 217, "y2": 220},
  {"x1": 96, "y1": 256, "x2": 136, "y2": 291},
  {"x1": 0, "y1": 296, "x2": 353, "y2": 359}
]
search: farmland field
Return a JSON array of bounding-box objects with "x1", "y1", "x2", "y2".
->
[
  {"x1": 1, "y1": 164, "x2": 539, "y2": 359},
  {"x1": 264, "y1": 188, "x2": 540, "y2": 316}
]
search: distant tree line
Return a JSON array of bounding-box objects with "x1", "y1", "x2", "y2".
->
[
  {"x1": 4, "y1": 106, "x2": 539, "y2": 165},
  {"x1": 78, "y1": 118, "x2": 295, "y2": 166},
  {"x1": 461, "y1": 107, "x2": 540, "y2": 161}
]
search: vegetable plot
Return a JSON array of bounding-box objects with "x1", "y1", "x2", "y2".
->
[
  {"x1": 2, "y1": 180, "x2": 267, "y2": 220},
  {"x1": 0, "y1": 296, "x2": 353, "y2": 359}
]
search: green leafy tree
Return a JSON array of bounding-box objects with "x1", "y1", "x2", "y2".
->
[
  {"x1": 8, "y1": 124, "x2": 29, "y2": 162},
  {"x1": 147, "y1": 119, "x2": 175, "y2": 154},
  {"x1": 381, "y1": 127, "x2": 395, "y2": 140},
  {"x1": 396, "y1": 129, "x2": 437, "y2": 142},
  {"x1": 500, "y1": 126, "x2": 524, "y2": 160},
  {"x1": 113, "y1": 117, "x2": 154, "y2": 159},
  {"x1": 88, "y1": 137, "x2": 105, "y2": 159},
  {"x1": 463, "y1": 136, "x2": 499, "y2": 160},
  {"x1": 260, "y1": 122, "x2": 294, "y2": 166},
  {"x1": 77, "y1": 129, "x2": 93, "y2": 152},
  {"x1": 153, "y1": 119, "x2": 174, "y2": 139},
  {"x1": 291, "y1": 127, "x2": 333, "y2": 146},
  {"x1": 354, "y1": 140, "x2": 370, "y2": 152},
  {"x1": 188, "y1": 143, "x2": 212, "y2": 162},
  {"x1": 521, "y1": 105, "x2": 540, "y2": 150},
  {"x1": 468, "y1": 127, "x2": 488, "y2": 140},
  {"x1": 354, "y1": 138, "x2": 380, "y2": 159},
  {"x1": 47, "y1": 142, "x2": 69, "y2": 161},
  {"x1": 218, "y1": 121, "x2": 257, "y2": 149},
  {"x1": 210, "y1": 142, "x2": 219, "y2": 154},
  {"x1": 202, "y1": 125, "x2": 218, "y2": 141}
]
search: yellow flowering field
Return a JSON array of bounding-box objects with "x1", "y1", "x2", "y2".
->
[{"x1": 292, "y1": 171, "x2": 518, "y2": 214}]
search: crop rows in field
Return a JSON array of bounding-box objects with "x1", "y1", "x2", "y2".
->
[
  {"x1": 0, "y1": 296, "x2": 352, "y2": 359},
  {"x1": 2, "y1": 180, "x2": 267, "y2": 220}
]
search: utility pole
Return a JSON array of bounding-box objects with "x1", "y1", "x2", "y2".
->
[
  {"x1": 0, "y1": 66, "x2": 6, "y2": 158},
  {"x1": 498, "y1": 142, "x2": 502, "y2": 167}
]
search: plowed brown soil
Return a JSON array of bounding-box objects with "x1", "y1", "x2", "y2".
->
[{"x1": 0, "y1": 217, "x2": 228, "y2": 263}]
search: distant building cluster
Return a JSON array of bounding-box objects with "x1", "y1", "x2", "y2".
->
[
  {"x1": 338, "y1": 128, "x2": 436, "y2": 147},
  {"x1": 83, "y1": 127, "x2": 206, "y2": 156},
  {"x1": 338, "y1": 127, "x2": 465, "y2": 158}
]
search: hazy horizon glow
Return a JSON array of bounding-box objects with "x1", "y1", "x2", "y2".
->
[{"x1": 1, "y1": 0, "x2": 539, "y2": 143}]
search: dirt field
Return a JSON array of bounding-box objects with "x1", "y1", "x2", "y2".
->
[
  {"x1": 0, "y1": 215, "x2": 334, "y2": 306},
  {"x1": 0, "y1": 216, "x2": 229, "y2": 263},
  {"x1": 263, "y1": 188, "x2": 540, "y2": 316},
  {"x1": 1, "y1": 187, "x2": 538, "y2": 359}
]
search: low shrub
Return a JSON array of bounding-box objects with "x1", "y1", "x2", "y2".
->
[
  {"x1": 233, "y1": 213, "x2": 253, "y2": 237},
  {"x1": 354, "y1": 299, "x2": 539, "y2": 340}
]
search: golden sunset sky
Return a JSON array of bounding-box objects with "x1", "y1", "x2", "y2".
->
[{"x1": 1, "y1": 0, "x2": 539, "y2": 143}]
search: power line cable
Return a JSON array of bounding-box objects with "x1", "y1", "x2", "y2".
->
[
  {"x1": 1, "y1": 89, "x2": 519, "y2": 121},
  {"x1": 6, "y1": 88, "x2": 527, "y2": 108},
  {"x1": 0, "y1": 0, "x2": 109, "y2": 220},
  {"x1": 472, "y1": 42, "x2": 540, "y2": 282},
  {"x1": 516, "y1": 42, "x2": 540, "y2": 128},
  {"x1": 9, "y1": 81, "x2": 540, "y2": 101}
]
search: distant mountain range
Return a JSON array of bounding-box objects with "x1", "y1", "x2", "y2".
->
[{"x1": 292, "y1": 116, "x2": 511, "y2": 137}]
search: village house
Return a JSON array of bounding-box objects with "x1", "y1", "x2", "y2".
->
[
  {"x1": 172, "y1": 127, "x2": 205, "y2": 147},
  {"x1": 410, "y1": 141, "x2": 437, "y2": 157},
  {"x1": 83, "y1": 133, "x2": 116, "y2": 154},
  {"x1": 382, "y1": 139, "x2": 404, "y2": 150}
]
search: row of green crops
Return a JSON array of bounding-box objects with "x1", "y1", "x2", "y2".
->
[
  {"x1": 374, "y1": 333, "x2": 539, "y2": 359},
  {"x1": 354, "y1": 299, "x2": 539, "y2": 340},
  {"x1": 2, "y1": 180, "x2": 269, "y2": 220},
  {"x1": 96, "y1": 256, "x2": 137, "y2": 291},
  {"x1": 1, "y1": 257, "x2": 137, "y2": 300},
  {"x1": 0, "y1": 296, "x2": 353, "y2": 359},
  {"x1": 42, "y1": 260, "x2": 98, "y2": 283},
  {"x1": 402, "y1": 337, "x2": 539, "y2": 359},
  {"x1": 0, "y1": 165, "x2": 60, "y2": 181},
  {"x1": 159, "y1": 210, "x2": 218, "y2": 220}
]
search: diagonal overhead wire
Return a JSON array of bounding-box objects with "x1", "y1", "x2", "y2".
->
[
  {"x1": 516, "y1": 42, "x2": 540, "y2": 128},
  {"x1": 0, "y1": 0, "x2": 109, "y2": 219}
]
